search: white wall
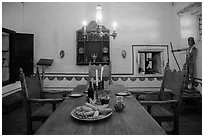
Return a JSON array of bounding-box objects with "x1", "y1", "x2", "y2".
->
[
  {"x1": 172, "y1": 2, "x2": 202, "y2": 92},
  {"x1": 172, "y1": 2, "x2": 202, "y2": 79},
  {"x1": 2, "y1": 2, "x2": 178, "y2": 73},
  {"x1": 3, "y1": 2, "x2": 201, "y2": 90},
  {"x1": 2, "y1": 2, "x2": 23, "y2": 32}
]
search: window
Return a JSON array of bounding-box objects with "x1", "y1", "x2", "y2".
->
[
  {"x1": 133, "y1": 45, "x2": 167, "y2": 76},
  {"x1": 138, "y1": 51, "x2": 162, "y2": 74}
]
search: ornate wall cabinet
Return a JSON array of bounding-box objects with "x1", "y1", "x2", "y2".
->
[{"x1": 76, "y1": 21, "x2": 110, "y2": 65}]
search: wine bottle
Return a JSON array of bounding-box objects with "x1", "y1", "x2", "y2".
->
[{"x1": 88, "y1": 79, "x2": 94, "y2": 100}]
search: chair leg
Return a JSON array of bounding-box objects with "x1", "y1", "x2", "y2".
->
[
  {"x1": 27, "y1": 118, "x2": 32, "y2": 135},
  {"x1": 173, "y1": 119, "x2": 179, "y2": 134},
  {"x1": 173, "y1": 109, "x2": 179, "y2": 135},
  {"x1": 135, "y1": 95, "x2": 139, "y2": 100},
  {"x1": 147, "y1": 105, "x2": 151, "y2": 114},
  {"x1": 52, "y1": 103, "x2": 56, "y2": 112},
  {"x1": 42, "y1": 119, "x2": 46, "y2": 123}
]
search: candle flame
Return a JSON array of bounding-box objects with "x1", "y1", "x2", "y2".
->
[
  {"x1": 113, "y1": 22, "x2": 117, "y2": 31},
  {"x1": 83, "y1": 21, "x2": 87, "y2": 26}
]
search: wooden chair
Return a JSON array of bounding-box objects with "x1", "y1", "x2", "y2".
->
[
  {"x1": 19, "y1": 68, "x2": 63, "y2": 134},
  {"x1": 88, "y1": 62, "x2": 112, "y2": 85},
  {"x1": 37, "y1": 68, "x2": 70, "y2": 98},
  {"x1": 135, "y1": 64, "x2": 185, "y2": 134}
]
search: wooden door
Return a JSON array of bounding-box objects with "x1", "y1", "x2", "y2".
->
[{"x1": 14, "y1": 33, "x2": 34, "y2": 80}]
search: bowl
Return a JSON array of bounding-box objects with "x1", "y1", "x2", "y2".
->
[
  {"x1": 100, "y1": 96, "x2": 110, "y2": 105},
  {"x1": 114, "y1": 101, "x2": 125, "y2": 112}
]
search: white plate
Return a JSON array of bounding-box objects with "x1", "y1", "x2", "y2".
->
[
  {"x1": 115, "y1": 92, "x2": 130, "y2": 96},
  {"x1": 68, "y1": 93, "x2": 83, "y2": 98},
  {"x1": 71, "y1": 107, "x2": 112, "y2": 121},
  {"x1": 83, "y1": 90, "x2": 88, "y2": 94}
]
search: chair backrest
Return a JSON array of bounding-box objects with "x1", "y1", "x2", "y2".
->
[
  {"x1": 102, "y1": 64, "x2": 111, "y2": 81},
  {"x1": 159, "y1": 64, "x2": 185, "y2": 101},
  {"x1": 19, "y1": 68, "x2": 43, "y2": 99},
  {"x1": 36, "y1": 67, "x2": 45, "y2": 92},
  {"x1": 89, "y1": 63, "x2": 101, "y2": 80},
  {"x1": 88, "y1": 62, "x2": 112, "y2": 84}
]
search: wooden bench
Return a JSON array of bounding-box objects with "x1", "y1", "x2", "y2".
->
[
  {"x1": 2, "y1": 82, "x2": 23, "y2": 114},
  {"x1": 3, "y1": 90, "x2": 23, "y2": 114}
]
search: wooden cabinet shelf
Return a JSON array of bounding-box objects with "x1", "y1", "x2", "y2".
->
[
  {"x1": 76, "y1": 21, "x2": 110, "y2": 65},
  {"x1": 2, "y1": 50, "x2": 9, "y2": 52}
]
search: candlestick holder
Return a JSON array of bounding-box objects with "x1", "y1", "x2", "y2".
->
[
  {"x1": 110, "y1": 31, "x2": 117, "y2": 39},
  {"x1": 81, "y1": 5, "x2": 117, "y2": 40},
  {"x1": 99, "y1": 79, "x2": 104, "y2": 90},
  {"x1": 94, "y1": 85, "x2": 101, "y2": 105}
]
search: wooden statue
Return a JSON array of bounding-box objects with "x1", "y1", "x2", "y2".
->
[{"x1": 172, "y1": 37, "x2": 197, "y2": 89}]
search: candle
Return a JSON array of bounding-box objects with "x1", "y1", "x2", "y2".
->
[
  {"x1": 96, "y1": 5, "x2": 102, "y2": 26},
  {"x1": 83, "y1": 21, "x2": 87, "y2": 31},
  {"x1": 101, "y1": 66, "x2": 104, "y2": 81},
  {"x1": 113, "y1": 22, "x2": 117, "y2": 31},
  {"x1": 96, "y1": 70, "x2": 98, "y2": 86}
]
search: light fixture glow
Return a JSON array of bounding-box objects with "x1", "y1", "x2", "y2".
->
[
  {"x1": 113, "y1": 22, "x2": 117, "y2": 31},
  {"x1": 82, "y1": 21, "x2": 87, "y2": 31},
  {"x1": 96, "y1": 5, "x2": 102, "y2": 25},
  {"x1": 82, "y1": 5, "x2": 117, "y2": 39},
  {"x1": 83, "y1": 21, "x2": 87, "y2": 26}
]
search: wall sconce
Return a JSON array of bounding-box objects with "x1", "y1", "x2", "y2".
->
[
  {"x1": 60, "y1": 50, "x2": 65, "y2": 58},
  {"x1": 121, "y1": 50, "x2": 127, "y2": 58},
  {"x1": 82, "y1": 5, "x2": 117, "y2": 39}
]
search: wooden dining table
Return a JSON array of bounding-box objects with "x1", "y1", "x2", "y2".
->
[{"x1": 35, "y1": 84, "x2": 166, "y2": 135}]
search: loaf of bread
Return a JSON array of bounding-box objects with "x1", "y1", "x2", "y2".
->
[
  {"x1": 84, "y1": 111, "x2": 94, "y2": 116},
  {"x1": 81, "y1": 105, "x2": 93, "y2": 112},
  {"x1": 99, "y1": 108, "x2": 112, "y2": 115},
  {"x1": 85, "y1": 103, "x2": 98, "y2": 110}
]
